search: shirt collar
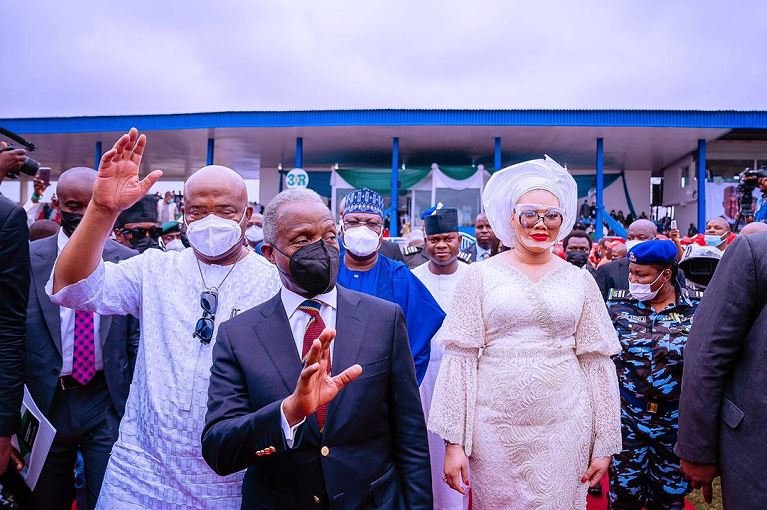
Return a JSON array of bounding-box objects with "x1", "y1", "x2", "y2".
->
[
  {"x1": 281, "y1": 285, "x2": 338, "y2": 319},
  {"x1": 56, "y1": 229, "x2": 69, "y2": 252}
]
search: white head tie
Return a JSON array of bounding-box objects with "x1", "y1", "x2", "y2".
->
[{"x1": 482, "y1": 155, "x2": 577, "y2": 247}]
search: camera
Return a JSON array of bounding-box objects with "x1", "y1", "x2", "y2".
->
[
  {"x1": 736, "y1": 167, "x2": 767, "y2": 220},
  {"x1": 0, "y1": 127, "x2": 41, "y2": 178}
]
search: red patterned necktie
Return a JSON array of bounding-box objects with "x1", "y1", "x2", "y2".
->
[
  {"x1": 72, "y1": 310, "x2": 96, "y2": 385},
  {"x1": 298, "y1": 300, "x2": 330, "y2": 430}
]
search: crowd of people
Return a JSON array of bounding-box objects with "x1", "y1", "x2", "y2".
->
[{"x1": 0, "y1": 129, "x2": 766, "y2": 509}]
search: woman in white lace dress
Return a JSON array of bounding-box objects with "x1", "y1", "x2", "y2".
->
[{"x1": 428, "y1": 157, "x2": 622, "y2": 509}]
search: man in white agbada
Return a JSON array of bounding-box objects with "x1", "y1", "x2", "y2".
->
[
  {"x1": 48, "y1": 128, "x2": 281, "y2": 509},
  {"x1": 411, "y1": 207, "x2": 470, "y2": 510}
]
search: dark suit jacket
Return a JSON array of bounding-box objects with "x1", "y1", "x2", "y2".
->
[
  {"x1": 461, "y1": 244, "x2": 478, "y2": 262},
  {"x1": 379, "y1": 239, "x2": 404, "y2": 262},
  {"x1": 25, "y1": 235, "x2": 140, "y2": 417},
  {"x1": 202, "y1": 287, "x2": 432, "y2": 510},
  {"x1": 675, "y1": 233, "x2": 767, "y2": 506},
  {"x1": 596, "y1": 256, "x2": 689, "y2": 299},
  {"x1": 0, "y1": 197, "x2": 29, "y2": 437}
]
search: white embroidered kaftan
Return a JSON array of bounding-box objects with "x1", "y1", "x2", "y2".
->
[
  {"x1": 427, "y1": 257, "x2": 622, "y2": 510},
  {"x1": 48, "y1": 248, "x2": 281, "y2": 509},
  {"x1": 412, "y1": 262, "x2": 470, "y2": 510}
]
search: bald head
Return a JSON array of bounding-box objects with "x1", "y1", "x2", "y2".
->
[
  {"x1": 185, "y1": 165, "x2": 248, "y2": 206},
  {"x1": 740, "y1": 222, "x2": 767, "y2": 236},
  {"x1": 57, "y1": 167, "x2": 97, "y2": 203},
  {"x1": 627, "y1": 219, "x2": 657, "y2": 241}
]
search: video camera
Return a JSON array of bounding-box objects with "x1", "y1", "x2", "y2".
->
[
  {"x1": 0, "y1": 127, "x2": 41, "y2": 178},
  {"x1": 736, "y1": 167, "x2": 767, "y2": 220}
]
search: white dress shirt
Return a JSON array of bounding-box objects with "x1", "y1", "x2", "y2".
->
[
  {"x1": 57, "y1": 230, "x2": 103, "y2": 376},
  {"x1": 476, "y1": 244, "x2": 492, "y2": 261},
  {"x1": 279, "y1": 286, "x2": 338, "y2": 447}
]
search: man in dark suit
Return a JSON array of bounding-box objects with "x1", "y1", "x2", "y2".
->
[
  {"x1": 202, "y1": 189, "x2": 432, "y2": 509},
  {"x1": 596, "y1": 219, "x2": 657, "y2": 299},
  {"x1": 0, "y1": 142, "x2": 30, "y2": 489},
  {"x1": 675, "y1": 232, "x2": 767, "y2": 507},
  {"x1": 462, "y1": 212, "x2": 497, "y2": 261},
  {"x1": 26, "y1": 167, "x2": 139, "y2": 509}
]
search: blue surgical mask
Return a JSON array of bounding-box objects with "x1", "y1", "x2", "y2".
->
[{"x1": 704, "y1": 234, "x2": 725, "y2": 247}]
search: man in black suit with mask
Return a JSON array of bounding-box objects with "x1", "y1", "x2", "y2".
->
[
  {"x1": 202, "y1": 188, "x2": 432, "y2": 509},
  {"x1": 26, "y1": 167, "x2": 140, "y2": 509},
  {"x1": 0, "y1": 141, "x2": 31, "y2": 501}
]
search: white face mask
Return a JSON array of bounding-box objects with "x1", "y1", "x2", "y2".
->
[
  {"x1": 629, "y1": 271, "x2": 666, "y2": 301},
  {"x1": 625, "y1": 239, "x2": 647, "y2": 252},
  {"x1": 165, "y1": 238, "x2": 185, "y2": 252},
  {"x1": 185, "y1": 212, "x2": 245, "y2": 258},
  {"x1": 343, "y1": 226, "x2": 381, "y2": 257},
  {"x1": 245, "y1": 225, "x2": 264, "y2": 244}
]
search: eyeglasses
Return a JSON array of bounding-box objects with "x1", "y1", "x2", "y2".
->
[
  {"x1": 194, "y1": 289, "x2": 218, "y2": 344},
  {"x1": 516, "y1": 208, "x2": 564, "y2": 229},
  {"x1": 120, "y1": 226, "x2": 161, "y2": 239},
  {"x1": 343, "y1": 219, "x2": 383, "y2": 232}
]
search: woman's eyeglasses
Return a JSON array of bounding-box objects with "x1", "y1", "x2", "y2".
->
[
  {"x1": 194, "y1": 289, "x2": 218, "y2": 344},
  {"x1": 516, "y1": 209, "x2": 564, "y2": 229}
]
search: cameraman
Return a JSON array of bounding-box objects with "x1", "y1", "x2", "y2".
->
[
  {"x1": 0, "y1": 142, "x2": 30, "y2": 483},
  {"x1": 755, "y1": 174, "x2": 767, "y2": 223}
]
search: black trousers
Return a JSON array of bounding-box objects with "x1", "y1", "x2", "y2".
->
[{"x1": 33, "y1": 376, "x2": 119, "y2": 510}]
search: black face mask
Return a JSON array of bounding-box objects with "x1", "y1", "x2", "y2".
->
[
  {"x1": 566, "y1": 251, "x2": 589, "y2": 268},
  {"x1": 275, "y1": 239, "x2": 339, "y2": 297},
  {"x1": 131, "y1": 236, "x2": 159, "y2": 253},
  {"x1": 60, "y1": 210, "x2": 84, "y2": 238}
]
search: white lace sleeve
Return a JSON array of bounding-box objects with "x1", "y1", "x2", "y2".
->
[
  {"x1": 575, "y1": 270, "x2": 622, "y2": 458},
  {"x1": 427, "y1": 265, "x2": 485, "y2": 456}
]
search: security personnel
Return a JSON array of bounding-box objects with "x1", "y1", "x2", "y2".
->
[{"x1": 606, "y1": 240, "x2": 702, "y2": 509}]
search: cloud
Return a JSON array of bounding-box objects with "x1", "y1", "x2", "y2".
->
[{"x1": 2, "y1": 0, "x2": 766, "y2": 118}]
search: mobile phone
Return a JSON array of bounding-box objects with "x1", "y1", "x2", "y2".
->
[
  {"x1": 670, "y1": 219, "x2": 678, "y2": 230},
  {"x1": 37, "y1": 167, "x2": 51, "y2": 187}
]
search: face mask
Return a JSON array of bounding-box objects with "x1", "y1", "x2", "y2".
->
[
  {"x1": 165, "y1": 238, "x2": 185, "y2": 252},
  {"x1": 625, "y1": 239, "x2": 647, "y2": 252},
  {"x1": 566, "y1": 251, "x2": 589, "y2": 268},
  {"x1": 131, "y1": 236, "x2": 159, "y2": 253},
  {"x1": 629, "y1": 271, "x2": 667, "y2": 302},
  {"x1": 343, "y1": 226, "x2": 381, "y2": 257},
  {"x1": 275, "y1": 239, "x2": 339, "y2": 296},
  {"x1": 704, "y1": 234, "x2": 725, "y2": 247},
  {"x1": 185, "y1": 212, "x2": 245, "y2": 258},
  {"x1": 245, "y1": 225, "x2": 264, "y2": 244},
  {"x1": 60, "y1": 211, "x2": 83, "y2": 238}
]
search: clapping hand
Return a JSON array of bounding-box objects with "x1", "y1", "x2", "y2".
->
[
  {"x1": 283, "y1": 329, "x2": 362, "y2": 426},
  {"x1": 93, "y1": 128, "x2": 162, "y2": 214}
]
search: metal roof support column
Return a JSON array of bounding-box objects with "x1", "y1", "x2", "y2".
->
[
  {"x1": 697, "y1": 139, "x2": 707, "y2": 232},
  {"x1": 94, "y1": 141, "x2": 102, "y2": 171},
  {"x1": 595, "y1": 137, "x2": 604, "y2": 241},
  {"x1": 295, "y1": 137, "x2": 303, "y2": 169},
  {"x1": 494, "y1": 137, "x2": 502, "y2": 172},
  {"x1": 206, "y1": 138, "x2": 215, "y2": 166},
  {"x1": 391, "y1": 137, "x2": 400, "y2": 237}
]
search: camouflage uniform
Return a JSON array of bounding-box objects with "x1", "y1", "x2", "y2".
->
[{"x1": 606, "y1": 288, "x2": 702, "y2": 510}]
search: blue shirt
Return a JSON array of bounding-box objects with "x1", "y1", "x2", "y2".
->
[{"x1": 338, "y1": 254, "x2": 445, "y2": 384}]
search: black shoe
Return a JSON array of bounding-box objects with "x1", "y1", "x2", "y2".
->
[{"x1": 588, "y1": 485, "x2": 603, "y2": 496}]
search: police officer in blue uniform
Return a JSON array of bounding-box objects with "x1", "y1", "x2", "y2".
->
[{"x1": 606, "y1": 240, "x2": 702, "y2": 509}]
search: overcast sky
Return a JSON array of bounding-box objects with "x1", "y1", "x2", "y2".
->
[{"x1": 2, "y1": 0, "x2": 766, "y2": 118}]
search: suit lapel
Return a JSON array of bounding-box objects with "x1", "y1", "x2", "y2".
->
[
  {"x1": 252, "y1": 293, "x2": 303, "y2": 394},
  {"x1": 325, "y1": 287, "x2": 366, "y2": 434},
  {"x1": 252, "y1": 291, "x2": 324, "y2": 439},
  {"x1": 32, "y1": 236, "x2": 63, "y2": 355}
]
